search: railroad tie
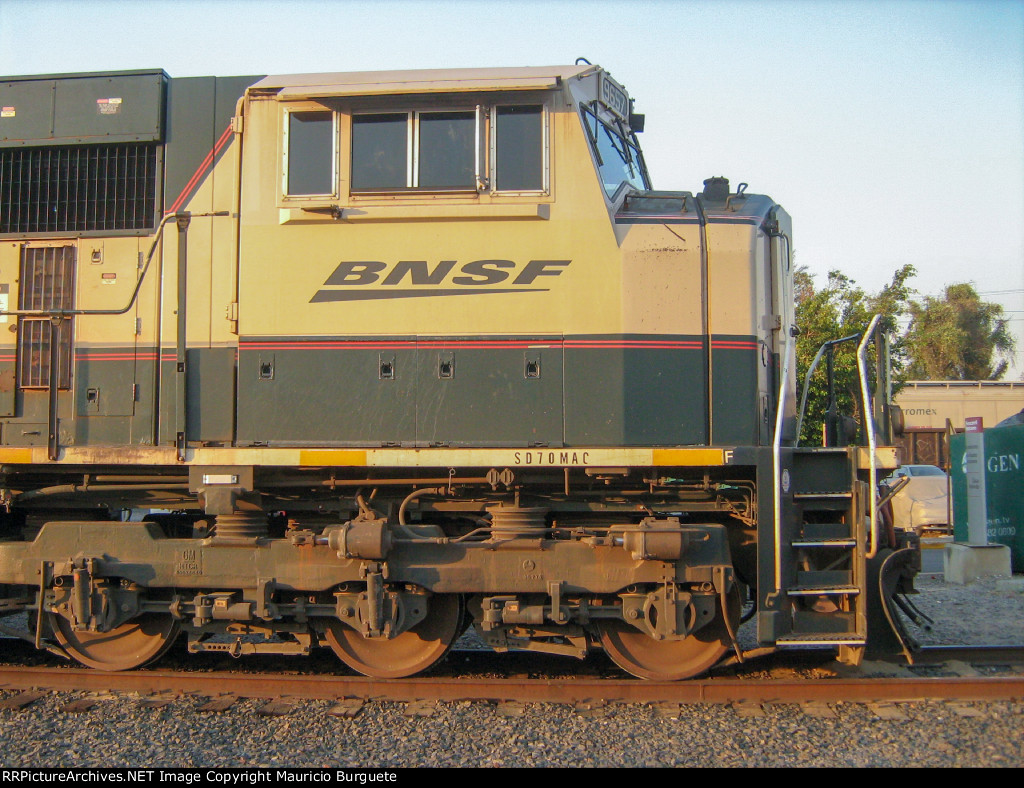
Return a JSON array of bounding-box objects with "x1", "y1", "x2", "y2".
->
[
  {"x1": 945, "y1": 702, "x2": 985, "y2": 718},
  {"x1": 495, "y1": 700, "x2": 527, "y2": 717},
  {"x1": 944, "y1": 660, "x2": 983, "y2": 678},
  {"x1": 403, "y1": 699, "x2": 438, "y2": 717},
  {"x1": 197, "y1": 695, "x2": 238, "y2": 712},
  {"x1": 653, "y1": 702, "x2": 681, "y2": 719},
  {"x1": 327, "y1": 699, "x2": 364, "y2": 718},
  {"x1": 867, "y1": 702, "x2": 909, "y2": 720},
  {"x1": 575, "y1": 699, "x2": 609, "y2": 718},
  {"x1": 0, "y1": 690, "x2": 46, "y2": 711},
  {"x1": 257, "y1": 699, "x2": 294, "y2": 716},
  {"x1": 800, "y1": 701, "x2": 838, "y2": 718}
]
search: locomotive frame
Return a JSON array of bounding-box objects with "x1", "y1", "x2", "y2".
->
[{"x1": 0, "y1": 64, "x2": 916, "y2": 679}]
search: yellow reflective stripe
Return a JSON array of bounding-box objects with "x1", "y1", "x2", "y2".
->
[
  {"x1": 299, "y1": 450, "x2": 368, "y2": 466},
  {"x1": 0, "y1": 446, "x2": 733, "y2": 468},
  {"x1": 0, "y1": 448, "x2": 34, "y2": 463},
  {"x1": 652, "y1": 449, "x2": 726, "y2": 466}
]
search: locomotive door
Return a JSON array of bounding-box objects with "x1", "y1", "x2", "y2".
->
[
  {"x1": 1, "y1": 243, "x2": 77, "y2": 448},
  {"x1": 767, "y1": 219, "x2": 796, "y2": 443},
  {"x1": 3, "y1": 238, "x2": 149, "y2": 451},
  {"x1": 71, "y1": 236, "x2": 148, "y2": 447}
]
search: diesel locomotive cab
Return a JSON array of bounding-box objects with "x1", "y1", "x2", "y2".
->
[{"x1": 0, "y1": 65, "x2": 914, "y2": 679}]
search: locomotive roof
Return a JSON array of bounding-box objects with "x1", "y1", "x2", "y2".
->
[{"x1": 249, "y1": 65, "x2": 597, "y2": 99}]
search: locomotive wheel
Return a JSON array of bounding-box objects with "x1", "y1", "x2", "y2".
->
[
  {"x1": 324, "y1": 593, "x2": 464, "y2": 679},
  {"x1": 598, "y1": 589, "x2": 741, "y2": 681},
  {"x1": 49, "y1": 613, "x2": 180, "y2": 671}
]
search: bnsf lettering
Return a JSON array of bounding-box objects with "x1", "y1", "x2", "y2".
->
[
  {"x1": 383, "y1": 260, "x2": 457, "y2": 286},
  {"x1": 515, "y1": 451, "x2": 592, "y2": 465},
  {"x1": 313, "y1": 259, "x2": 571, "y2": 302},
  {"x1": 451, "y1": 260, "x2": 516, "y2": 285}
]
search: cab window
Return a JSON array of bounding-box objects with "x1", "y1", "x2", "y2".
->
[
  {"x1": 352, "y1": 110, "x2": 476, "y2": 191},
  {"x1": 286, "y1": 111, "x2": 334, "y2": 196},
  {"x1": 581, "y1": 105, "x2": 648, "y2": 198},
  {"x1": 494, "y1": 105, "x2": 543, "y2": 191},
  {"x1": 283, "y1": 102, "x2": 548, "y2": 198}
]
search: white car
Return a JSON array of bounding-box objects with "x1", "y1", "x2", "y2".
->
[{"x1": 882, "y1": 465, "x2": 951, "y2": 536}]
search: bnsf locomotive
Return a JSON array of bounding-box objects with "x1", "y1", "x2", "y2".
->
[{"x1": 0, "y1": 64, "x2": 916, "y2": 679}]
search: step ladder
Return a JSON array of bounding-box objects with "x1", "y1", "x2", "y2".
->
[
  {"x1": 768, "y1": 315, "x2": 889, "y2": 663},
  {"x1": 776, "y1": 447, "x2": 867, "y2": 653}
]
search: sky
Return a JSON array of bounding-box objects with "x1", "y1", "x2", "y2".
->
[{"x1": 1, "y1": 0, "x2": 1022, "y2": 377}]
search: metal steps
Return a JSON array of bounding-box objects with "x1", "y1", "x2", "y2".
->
[
  {"x1": 782, "y1": 448, "x2": 866, "y2": 647},
  {"x1": 776, "y1": 633, "x2": 866, "y2": 647},
  {"x1": 792, "y1": 538, "x2": 857, "y2": 548},
  {"x1": 788, "y1": 586, "x2": 861, "y2": 597}
]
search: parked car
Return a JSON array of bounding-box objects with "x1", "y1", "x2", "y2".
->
[{"x1": 881, "y1": 465, "x2": 951, "y2": 536}]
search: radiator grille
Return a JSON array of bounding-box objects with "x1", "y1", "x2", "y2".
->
[
  {"x1": 0, "y1": 143, "x2": 158, "y2": 234},
  {"x1": 18, "y1": 246, "x2": 76, "y2": 389}
]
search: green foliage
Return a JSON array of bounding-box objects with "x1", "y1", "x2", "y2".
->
[
  {"x1": 795, "y1": 268, "x2": 1015, "y2": 445},
  {"x1": 905, "y1": 283, "x2": 1016, "y2": 380},
  {"x1": 794, "y1": 265, "x2": 915, "y2": 445}
]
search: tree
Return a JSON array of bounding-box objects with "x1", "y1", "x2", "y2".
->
[
  {"x1": 794, "y1": 265, "x2": 915, "y2": 445},
  {"x1": 905, "y1": 283, "x2": 1015, "y2": 380}
]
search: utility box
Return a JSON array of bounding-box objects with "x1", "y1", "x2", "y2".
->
[{"x1": 951, "y1": 422, "x2": 1024, "y2": 572}]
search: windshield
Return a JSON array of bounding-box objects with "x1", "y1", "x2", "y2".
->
[{"x1": 581, "y1": 105, "x2": 649, "y2": 198}]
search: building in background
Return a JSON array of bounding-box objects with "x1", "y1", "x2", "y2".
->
[{"x1": 894, "y1": 381, "x2": 1024, "y2": 468}]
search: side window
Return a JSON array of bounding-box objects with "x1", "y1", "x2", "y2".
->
[
  {"x1": 348, "y1": 104, "x2": 546, "y2": 194},
  {"x1": 351, "y1": 113, "x2": 407, "y2": 190},
  {"x1": 418, "y1": 111, "x2": 476, "y2": 188},
  {"x1": 286, "y1": 111, "x2": 334, "y2": 196},
  {"x1": 351, "y1": 110, "x2": 477, "y2": 191},
  {"x1": 494, "y1": 105, "x2": 543, "y2": 191}
]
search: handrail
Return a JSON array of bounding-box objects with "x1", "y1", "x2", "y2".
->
[
  {"x1": 772, "y1": 325, "x2": 796, "y2": 596},
  {"x1": 794, "y1": 332, "x2": 860, "y2": 445},
  {"x1": 0, "y1": 211, "x2": 228, "y2": 319},
  {"x1": 858, "y1": 314, "x2": 881, "y2": 559}
]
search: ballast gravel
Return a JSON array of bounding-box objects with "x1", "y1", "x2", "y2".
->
[{"x1": 0, "y1": 572, "x2": 1022, "y2": 768}]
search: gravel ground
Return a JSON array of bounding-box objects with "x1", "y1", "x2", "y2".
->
[
  {"x1": 1, "y1": 571, "x2": 1022, "y2": 768},
  {"x1": 0, "y1": 693, "x2": 1022, "y2": 768}
]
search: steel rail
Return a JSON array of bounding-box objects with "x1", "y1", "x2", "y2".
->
[
  {"x1": 912, "y1": 644, "x2": 1024, "y2": 665},
  {"x1": 0, "y1": 664, "x2": 1021, "y2": 705}
]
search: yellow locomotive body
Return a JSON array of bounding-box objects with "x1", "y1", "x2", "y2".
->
[{"x1": 0, "y1": 65, "x2": 912, "y2": 679}]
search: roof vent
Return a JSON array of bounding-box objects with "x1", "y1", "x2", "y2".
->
[{"x1": 701, "y1": 176, "x2": 730, "y2": 202}]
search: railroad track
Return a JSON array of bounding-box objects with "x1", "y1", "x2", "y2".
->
[{"x1": 1, "y1": 645, "x2": 1023, "y2": 708}]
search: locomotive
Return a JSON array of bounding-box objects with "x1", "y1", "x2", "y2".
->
[{"x1": 0, "y1": 64, "x2": 916, "y2": 679}]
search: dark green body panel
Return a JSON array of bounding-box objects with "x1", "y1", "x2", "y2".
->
[
  {"x1": 0, "y1": 70, "x2": 166, "y2": 148},
  {"x1": 0, "y1": 338, "x2": 760, "y2": 449},
  {"x1": 185, "y1": 348, "x2": 236, "y2": 444},
  {"x1": 234, "y1": 335, "x2": 758, "y2": 448},
  {"x1": 0, "y1": 349, "x2": 234, "y2": 448},
  {"x1": 415, "y1": 346, "x2": 563, "y2": 447},
  {"x1": 711, "y1": 341, "x2": 762, "y2": 446},
  {"x1": 235, "y1": 341, "x2": 564, "y2": 447},
  {"x1": 163, "y1": 75, "x2": 259, "y2": 210},
  {"x1": 236, "y1": 345, "x2": 419, "y2": 446},
  {"x1": 3, "y1": 352, "x2": 152, "y2": 447},
  {"x1": 564, "y1": 345, "x2": 707, "y2": 445}
]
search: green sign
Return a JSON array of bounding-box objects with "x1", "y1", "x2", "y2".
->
[{"x1": 951, "y1": 423, "x2": 1024, "y2": 571}]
